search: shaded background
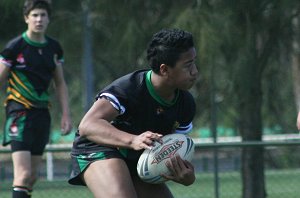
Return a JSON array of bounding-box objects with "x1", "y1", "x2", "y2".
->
[
  {"x1": 1, "y1": 1, "x2": 300, "y2": 198},
  {"x1": 1, "y1": 0, "x2": 299, "y2": 136}
]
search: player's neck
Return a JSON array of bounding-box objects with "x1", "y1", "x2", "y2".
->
[
  {"x1": 151, "y1": 72, "x2": 176, "y2": 102},
  {"x1": 25, "y1": 31, "x2": 46, "y2": 43}
]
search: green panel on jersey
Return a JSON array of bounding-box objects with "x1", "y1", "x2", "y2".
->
[{"x1": 8, "y1": 70, "x2": 49, "y2": 107}]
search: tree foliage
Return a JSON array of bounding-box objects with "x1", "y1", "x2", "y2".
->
[{"x1": 0, "y1": 0, "x2": 299, "y2": 139}]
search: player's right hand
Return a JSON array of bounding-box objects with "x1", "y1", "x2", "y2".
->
[{"x1": 130, "y1": 131, "x2": 163, "y2": 150}]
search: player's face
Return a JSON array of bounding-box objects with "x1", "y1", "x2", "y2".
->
[
  {"x1": 25, "y1": 9, "x2": 49, "y2": 35},
  {"x1": 168, "y1": 47, "x2": 198, "y2": 90}
]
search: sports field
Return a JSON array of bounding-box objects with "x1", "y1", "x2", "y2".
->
[{"x1": 1, "y1": 169, "x2": 299, "y2": 198}]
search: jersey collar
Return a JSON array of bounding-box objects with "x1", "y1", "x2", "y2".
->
[
  {"x1": 22, "y1": 32, "x2": 48, "y2": 47},
  {"x1": 146, "y1": 70, "x2": 179, "y2": 107}
]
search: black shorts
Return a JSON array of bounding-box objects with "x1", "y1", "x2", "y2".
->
[
  {"x1": 68, "y1": 148, "x2": 140, "y2": 186},
  {"x1": 2, "y1": 101, "x2": 51, "y2": 155}
]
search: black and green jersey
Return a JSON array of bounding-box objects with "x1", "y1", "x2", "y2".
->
[
  {"x1": 71, "y1": 69, "x2": 196, "y2": 160},
  {"x1": 0, "y1": 32, "x2": 64, "y2": 109}
]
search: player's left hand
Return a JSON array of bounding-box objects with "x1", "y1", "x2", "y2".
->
[{"x1": 161, "y1": 154, "x2": 196, "y2": 186}]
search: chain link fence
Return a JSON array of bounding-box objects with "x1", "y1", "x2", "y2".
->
[{"x1": 1, "y1": 140, "x2": 300, "y2": 198}]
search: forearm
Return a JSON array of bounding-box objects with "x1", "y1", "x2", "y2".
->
[
  {"x1": 78, "y1": 118, "x2": 134, "y2": 148},
  {"x1": 77, "y1": 98, "x2": 163, "y2": 151},
  {"x1": 55, "y1": 81, "x2": 70, "y2": 116}
]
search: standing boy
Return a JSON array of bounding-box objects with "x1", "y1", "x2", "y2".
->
[{"x1": 0, "y1": 0, "x2": 72, "y2": 197}]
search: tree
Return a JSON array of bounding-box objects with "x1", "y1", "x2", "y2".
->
[
  {"x1": 220, "y1": 1, "x2": 299, "y2": 197},
  {"x1": 172, "y1": 1, "x2": 299, "y2": 197}
]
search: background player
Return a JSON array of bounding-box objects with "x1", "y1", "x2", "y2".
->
[
  {"x1": 68, "y1": 28, "x2": 198, "y2": 198},
  {"x1": 0, "y1": 0, "x2": 72, "y2": 197}
]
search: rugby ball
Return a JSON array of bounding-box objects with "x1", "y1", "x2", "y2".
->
[{"x1": 137, "y1": 133, "x2": 195, "y2": 184}]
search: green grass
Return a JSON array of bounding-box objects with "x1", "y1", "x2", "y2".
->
[{"x1": 1, "y1": 169, "x2": 300, "y2": 198}]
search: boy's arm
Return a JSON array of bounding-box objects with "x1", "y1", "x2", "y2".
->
[{"x1": 53, "y1": 61, "x2": 72, "y2": 135}]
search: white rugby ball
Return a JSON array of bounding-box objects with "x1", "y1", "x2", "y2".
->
[{"x1": 137, "y1": 133, "x2": 195, "y2": 184}]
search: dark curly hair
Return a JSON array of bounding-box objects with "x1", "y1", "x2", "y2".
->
[
  {"x1": 146, "y1": 29, "x2": 194, "y2": 73},
  {"x1": 23, "y1": 0, "x2": 52, "y2": 16}
]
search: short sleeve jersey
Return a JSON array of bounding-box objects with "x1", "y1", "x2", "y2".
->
[
  {"x1": 71, "y1": 70, "x2": 196, "y2": 160},
  {"x1": 0, "y1": 32, "x2": 64, "y2": 108}
]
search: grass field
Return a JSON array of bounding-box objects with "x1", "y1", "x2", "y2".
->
[{"x1": 1, "y1": 169, "x2": 299, "y2": 198}]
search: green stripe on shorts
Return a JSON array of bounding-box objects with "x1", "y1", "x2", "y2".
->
[{"x1": 77, "y1": 152, "x2": 106, "y2": 171}]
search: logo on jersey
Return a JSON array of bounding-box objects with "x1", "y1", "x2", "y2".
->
[
  {"x1": 16, "y1": 53, "x2": 26, "y2": 68},
  {"x1": 16, "y1": 53, "x2": 25, "y2": 64}
]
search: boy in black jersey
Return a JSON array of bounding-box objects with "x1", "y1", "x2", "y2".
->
[
  {"x1": 69, "y1": 28, "x2": 198, "y2": 198},
  {"x1": 0, "y1": 1, "x2": 72, "y2": 197}
]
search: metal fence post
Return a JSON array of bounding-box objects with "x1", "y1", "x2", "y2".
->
[{"x1": 46, "y1": 152, "x2": 54, "y2": 181}]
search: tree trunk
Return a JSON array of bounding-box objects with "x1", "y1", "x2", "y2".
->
[
  {"x1": 237, "y1": 73, "x2": 266, "y2": 198},
  {"x1": 242, "y1": 147, "x2": 265, "y2": 198},
  {"x1": 235, "y1": 30, "x2": 266, "y2": 197}
]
